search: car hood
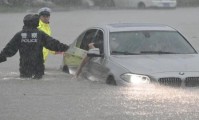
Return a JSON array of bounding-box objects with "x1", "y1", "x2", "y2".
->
[{"x1": 110, "y1": 54, "x2": 199, "y2": 74}]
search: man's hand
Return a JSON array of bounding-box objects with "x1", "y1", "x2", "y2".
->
[{"x1": 88, "y1": 43, "x2": 95, "y2": 49}]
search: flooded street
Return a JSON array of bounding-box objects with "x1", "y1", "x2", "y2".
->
[{"x1": 1, "y1": 7, "x2": 199, "y2": 120}]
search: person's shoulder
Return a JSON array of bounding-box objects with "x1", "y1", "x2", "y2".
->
[
  {"x1": 14, "y1": 30, "x2": 23, "y2": 37},
  {"x1": 37, "y1": 29, "x2": 45, "y2": 34},
  {"x1": 37, "y1": 29, "x2": 51, "y2": 37},
  {"x1": 10, "y1": 30, "x2": 23, "y2": 40}
]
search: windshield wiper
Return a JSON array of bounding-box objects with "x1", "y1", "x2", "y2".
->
[
  {"x1": 140, "y1": 51, "x2": 176, "y2": 54},
  {"x1": 111, "y1": 51, "x2": 140, "y2": 55}
]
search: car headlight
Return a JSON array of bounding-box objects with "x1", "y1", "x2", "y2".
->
[{"x1": 120, "y1": 73, "x2": 150, "y2": 84}]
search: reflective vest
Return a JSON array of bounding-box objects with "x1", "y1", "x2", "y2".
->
[{"x1": 37, "y1": 20, "x2": 55, "y2": 62}]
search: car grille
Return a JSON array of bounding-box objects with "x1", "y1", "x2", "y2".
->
[
  {"x1": 185, "y1": 77, "x2": 199, "y2": 87},
  {"x1": 158, "y1": 77, "x2": 199, "y2": 87},
  {"x1": 158, "y1": 77, "x2": 182, "y2": 87}
]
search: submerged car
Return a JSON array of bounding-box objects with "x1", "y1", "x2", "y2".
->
[{"x1": 62, "y1": 23, "x2": 199, "y2": 87}]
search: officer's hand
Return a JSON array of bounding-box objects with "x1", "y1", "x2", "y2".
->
[{"x1": 0, "y1": 55, "x2": 6, "y2": 63}]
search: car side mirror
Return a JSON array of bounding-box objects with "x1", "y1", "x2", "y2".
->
[{"x1": 87, "y1": 48, "x2": 102, "y2": 57}]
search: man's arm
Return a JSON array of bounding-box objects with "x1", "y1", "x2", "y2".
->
[
  {"x1": 75, "y1": 42, "x2": 96, "y2": 77},
  {"x1": 0, "y1": 55, "x2": 6, "y2": 63},
  {"x1": 0, "y1": 33, "x2": 20, "y2": 63},
  {"x1": 42, "y1": 33, "x2": 69, "y2": 52},
  {"x1": 75, "y1": 56, "x2": 90, "y2": 77}
]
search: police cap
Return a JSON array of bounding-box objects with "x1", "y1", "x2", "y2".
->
[{"x1": 38, "y1": 7, "x2": 51, "y2": 16}]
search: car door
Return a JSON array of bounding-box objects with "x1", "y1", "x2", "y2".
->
[
  {"x1": 63, "y1": 29, "x2": 98, "y2": 71},
  {"x1": 83, "y1": 30, "x2": 109, "y2": 81}
]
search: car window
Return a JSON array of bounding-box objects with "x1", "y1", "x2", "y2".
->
[
  {"x1": 79, "y1": 29, "x2": 98, "y2": 51},
  {"x1": 109, "y1": 31, "x2": 196, "y2": 54},
  {"x1": 75, "y1": 32, "x2": 86, "y2": 48},
  {"x1": 92, "y1": 30, "x2": 104, "y2": 54}
]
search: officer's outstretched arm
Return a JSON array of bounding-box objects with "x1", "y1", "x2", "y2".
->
[
  {"x1": 0, "y1": 54, "x2": 6, "y2": 63},
  {"x1": 42, "y1": 33, "x2": 69, "y2": 52},
  {"x1": 0, "y1": 33, "x2": 20, "y2": 62}
]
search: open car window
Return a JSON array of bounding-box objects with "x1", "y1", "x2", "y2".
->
[
  {"x1": 77, "y1": 29, "x2": 98, "y2": 51},
  {"x1": 92, "y1": 30, "x2": 104, "y2": 54}
]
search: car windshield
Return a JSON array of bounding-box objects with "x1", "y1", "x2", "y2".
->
[{"x1": 109, "y1": 31, "x2": 197, "y2": 55}]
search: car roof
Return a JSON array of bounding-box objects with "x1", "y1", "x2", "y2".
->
[{"x1": 100, "y1": 23, "x2": 177, "y2": 32}]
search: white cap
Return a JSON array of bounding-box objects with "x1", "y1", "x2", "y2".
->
[{"x1": 38, "y1": 7, "x2": 51, "y2": 16}]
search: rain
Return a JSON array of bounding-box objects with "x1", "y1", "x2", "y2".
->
[{"x1": 1, "y1": 0, "x2": 199, "y2": 120}]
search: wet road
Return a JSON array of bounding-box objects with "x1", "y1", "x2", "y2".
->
[{"x1": 1, "y1": 7, "x2": 199, "y2": 120}]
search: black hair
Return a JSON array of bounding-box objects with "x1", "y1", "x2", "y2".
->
[{"x1": 23, "y1": 14, "x2": 39, "y2": 28}]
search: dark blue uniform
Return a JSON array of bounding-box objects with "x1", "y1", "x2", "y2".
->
[{"x1": 0, "y1": 14, "x2": 69, "y2": 79}]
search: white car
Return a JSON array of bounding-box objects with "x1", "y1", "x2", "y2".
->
[
  {"x1": 113, "y1": 0, "x2": 177, "y2": 8},
  {"x1": 62, "y1": 23, "x2": 199, "y2": 87}
]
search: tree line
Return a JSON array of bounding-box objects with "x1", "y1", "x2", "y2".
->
[{"x1": 1, "y1": 0, "x2": 199, "y2": 7}]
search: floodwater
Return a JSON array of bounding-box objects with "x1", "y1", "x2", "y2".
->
[{"x1": 1, "y1": 7, "x2": 199, "y2": 120}]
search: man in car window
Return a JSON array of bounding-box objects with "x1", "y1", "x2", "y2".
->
[{"x1": 75, "y1": 41, "x2": 102, "y2": 78}]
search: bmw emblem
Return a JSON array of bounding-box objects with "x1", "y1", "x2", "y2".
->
[{"x1": 179, "y1": 72, "x2": 185, "y2": 75}]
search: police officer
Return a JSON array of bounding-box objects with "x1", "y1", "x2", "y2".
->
[
  {"x1": 38, "y1": 7, "x2": 56, "y2": 63},
  {"x1": 0, "y1": 14, "x2": 69, "y2": 79}
]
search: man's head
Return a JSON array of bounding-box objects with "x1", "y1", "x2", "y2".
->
[
  {"x1": 23, "y1": 14, "x2": 39, "y2": 28},
  {"x1": 38, "y1": 7, "x2": 51, "y2": 24}
]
